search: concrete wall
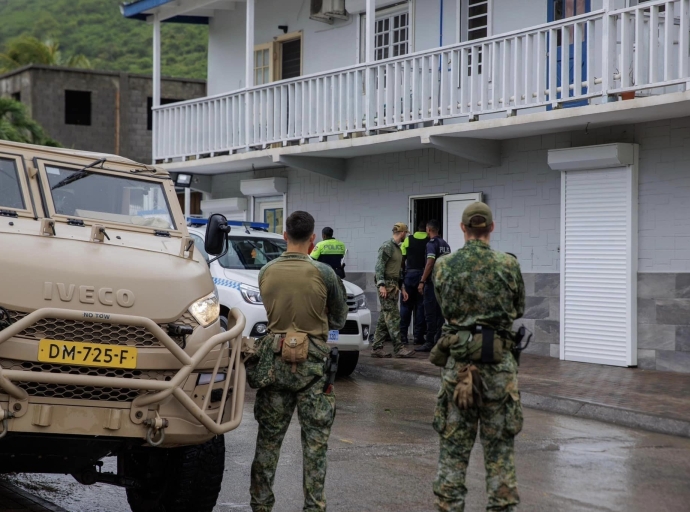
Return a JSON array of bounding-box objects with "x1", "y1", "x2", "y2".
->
[{"x1": 0, "y1": 67, "x2": 206, "y2": 164}]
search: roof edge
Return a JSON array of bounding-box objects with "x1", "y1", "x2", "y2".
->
[{"x1": 0, "y1": 64, "x2": 206, "y2": 84}]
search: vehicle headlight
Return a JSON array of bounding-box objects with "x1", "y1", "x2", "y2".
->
[
  {"x1": 354, "y1": 293, "x2": 367, "y2": 310},
  {"x1": 240, "y1": 284, "x2": 263, "y2": 305},
  {"x1": 188, "y1": 291, "x2": 220, "y2": 327}
]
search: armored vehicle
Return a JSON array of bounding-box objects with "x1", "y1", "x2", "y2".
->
[{"x1": 0, "y1": 140, "x2": 247, "y2": 512}]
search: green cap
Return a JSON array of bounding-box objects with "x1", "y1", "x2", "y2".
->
[{"x1": 462, "y1": 202, "x2": 493, "y2": 228}]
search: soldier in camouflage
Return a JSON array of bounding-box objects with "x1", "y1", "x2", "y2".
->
[
  {"x1": 249, "y1": 211, "x2": 349, "y2": 512},
  {"x1": 431, "y1": 202, "x2": 525, "y2": 512},
  {"x1": 371, "y1": 222, "x2": 415, "y2": 358}
]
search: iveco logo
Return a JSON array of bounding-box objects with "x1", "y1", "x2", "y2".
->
[{"x1": 43, "y1": 282, "x2": 135, "y2": 308}]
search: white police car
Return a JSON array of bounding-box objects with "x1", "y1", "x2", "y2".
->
[{"x1": 188, "y1": 218, "x2": 370, "y2": 376}]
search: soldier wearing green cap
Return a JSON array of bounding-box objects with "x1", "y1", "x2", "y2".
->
[
  {"x1": 371, "y1": 222, "x2": 416, "y2": 358},
  {"x1": 430, "y1": 201, "x2": 525, "y2": 512}
]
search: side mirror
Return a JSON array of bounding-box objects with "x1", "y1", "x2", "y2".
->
[{"x1": 205, "y1": 214, "x2": 231, "y2": 261}]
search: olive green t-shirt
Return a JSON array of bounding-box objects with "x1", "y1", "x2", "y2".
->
[{"x1": 258, "y1": 252, "x2": 348, "y2": 342}]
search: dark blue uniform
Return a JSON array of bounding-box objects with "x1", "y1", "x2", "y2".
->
[
  {"x1": 400, "y1": 232, "x2": 429, "y2": 344},
  {"x1": 424, "y1": 236, "x2": 451, "y2": 347}
]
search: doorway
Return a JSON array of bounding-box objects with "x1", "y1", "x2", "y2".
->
[
  {"x1": 410, "y1": 196, "x2": 444, "y2": 236},
  {"x1": 177, "y1": 191, "x2": 202, "y2": 215}
]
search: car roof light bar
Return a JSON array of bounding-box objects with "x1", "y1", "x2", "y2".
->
[{"x1": 186, "y1": 217, "x2": 270, "y2": 230}]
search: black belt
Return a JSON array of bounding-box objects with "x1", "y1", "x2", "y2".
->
[{"x1": 465, "y1": 325, "x2": 513, "y2": 364}]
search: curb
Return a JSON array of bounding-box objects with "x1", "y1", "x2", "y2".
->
[{"x1": 354, "y1": 362, "x2": 690, "y2": 439}]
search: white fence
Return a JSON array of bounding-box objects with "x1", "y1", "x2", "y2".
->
[{"x1": 153, "y1": 0, "x2": 690, "y2": 161}]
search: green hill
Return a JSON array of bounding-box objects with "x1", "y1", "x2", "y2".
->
[{"x1": 0, "y1": 0, "x2": 208, "y2": 79}]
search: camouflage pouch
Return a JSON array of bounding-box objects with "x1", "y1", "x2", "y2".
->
[
  {"x1": 245, "y1": 334, "x2": 276, "y2": 389},
  {"x1": 429, "y1": 333, "x2": 459, "y2": 367},
  {"x1": 504, "y1": 391, "x2": 524, "y2": 436},
  {"x1": 281, "y1": 331, "x2": 309, "y2": 373}
]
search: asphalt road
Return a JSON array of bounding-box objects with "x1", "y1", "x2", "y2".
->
[{"x1": 8, "y1": 374, "x2": 690, "y2": 512}]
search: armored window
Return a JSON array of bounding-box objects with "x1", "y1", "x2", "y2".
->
[
  {"x1": 65, "y1": 90, "x2": 91, "y2": 126},
  {"x1": 0, "y1": 158, "x2": 25, "y2": 210}
]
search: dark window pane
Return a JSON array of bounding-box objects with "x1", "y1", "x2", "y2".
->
[
  {"x1": 469, "y1": 4, "x2": 488, "y2": 17},
  {"x1": 281, "y1": 38, "x2": 301, "y2": 79},
  {"x1": 65, "y1": 90, "x2": 91, "y2": 126},
  {"x1": 468, "y1": 16, "x2": 488, "y2": 30},
  {"x1": 468, "y1": 27, "x2": 487, "y2": 40},
  {"x1": 0, "y1": 158, "x2": 24, "y2": 210}
]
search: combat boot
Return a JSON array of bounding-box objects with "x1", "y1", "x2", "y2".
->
[
  {"x1": 371, "y1": 349, "x2": 392, "y2": 358},
  {"x1": 394, "y1": 347, "x2": 415, "y2": 358},
  {"x1": 415, "y1": 342, "x2": 434, "y2": 353}
]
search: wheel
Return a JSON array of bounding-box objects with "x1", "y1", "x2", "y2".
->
[
  {"x1": 220, "y1": 315, "x2": 228, "y2": 331},
  {"x1": 337, "y1": 351, "x2": 359, "y2": 377},
  {"x1": 123, "y1": 435, "x2": 225, "y2": 512}
]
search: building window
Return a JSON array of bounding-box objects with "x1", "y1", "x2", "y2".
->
[
  {"x1": 11, "y1": 92, "x2": 20, "y2": 102},
  {"x1": 65, "y1": 90, "x2": 91, "y2": 126},
  {"x1": 467, "y1": 0, "x2": 489, "y2": 41},
  {"x1": 147, "y1": 97, "x2": 183, "y2": 130},
  {"x1": 375, "y1": 11, "x2": 409, "y2": 60},
  {"x1": 254, "y1": 43, "x2": 273, "y2": 85}
]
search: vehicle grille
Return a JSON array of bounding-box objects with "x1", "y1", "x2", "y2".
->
[
  {"x1": 5, "y1": 310, "x2": 198, "y2": 348},
  {"x1": 346, "y1": 295, "x2": 357, "y2": 312},
  {"x1": 338, "y1": 320, "x2": 359, "y2": 335},
  {"x1": 0, "y1": 359, "x2": 177, "y2": 402}
]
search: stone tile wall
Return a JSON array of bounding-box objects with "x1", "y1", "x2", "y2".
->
[
  {"x1": 519, "y1": 273, "x2": 561, "y2": 359},
  {"x1": 637, "y1": 273, "x2": 690, "y2": 373}
]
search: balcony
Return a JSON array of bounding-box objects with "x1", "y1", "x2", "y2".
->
[{"x1": 153, "y1": 0, "x2": 690, "y2": 165}]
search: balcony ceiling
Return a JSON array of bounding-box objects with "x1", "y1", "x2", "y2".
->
[
  {"x1": 122, "y1": 0, "x2": 239, "y2": 22},
  {"x1": 160, "y1": 90, "x2": 690, "y2": 176}
]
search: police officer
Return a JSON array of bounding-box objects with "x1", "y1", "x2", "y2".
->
[
  {"x1": 415, "y1": 219, "x2": 451, "y2": 353},
  {"x1": 249, "y1": 211, "x2": 349, "y2": 512},
  {"x1": 370, "y1": 222, "x2": 415, "y2": 358},
  {"x1": 400, "y1": 220, "x2": 429, "y2": 345},
  {"x1": 310, "y1": 227, "x2": 347, "y2": 278},
  {"x1": 431, "y1": 202, "x2": 525, "y2": 512}
]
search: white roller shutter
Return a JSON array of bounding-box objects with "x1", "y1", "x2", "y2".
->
[{"x1": 555, "y1": 144, "x2": 638, "y2": 367}]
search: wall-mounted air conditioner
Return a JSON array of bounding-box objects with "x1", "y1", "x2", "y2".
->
[{"x1": 310, "y1": 0, "x2": 348, "y2": 24}]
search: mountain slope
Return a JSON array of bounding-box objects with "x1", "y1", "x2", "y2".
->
[{"x1": 0, "y1": 0, "x2": 208, "y2": 79}]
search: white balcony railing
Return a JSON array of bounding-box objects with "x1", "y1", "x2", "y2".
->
[{"x1": 153, "y1": 0, "x2": 690, "y2": 161}]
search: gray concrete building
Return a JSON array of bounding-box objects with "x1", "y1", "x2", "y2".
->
[{"x1": 0, "y1": 65, "x2": 206, "y2": 164}]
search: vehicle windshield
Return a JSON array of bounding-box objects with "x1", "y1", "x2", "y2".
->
[
  {"x1": 45, "y1": 165, "x2": 175, "y2": 230},
  {"x1": 218, "y1": 236, "x2": 287, "y2": 270},
  {"x1": 0, "y1": 158, "x2": 25, "y2": 210}
]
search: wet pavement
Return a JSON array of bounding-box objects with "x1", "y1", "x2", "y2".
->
[
  {"x1": 357, "y1": 350, "x2": 690, "y2": 437},
  {"x1": 8, "y1": 375, "x2": 690, "y2": 512},
  {"x1": 0, "y1": 479, "x2": 66, "y2": 512}
]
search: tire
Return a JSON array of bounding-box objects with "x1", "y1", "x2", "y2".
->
[
  {"x1": 124, "y1": 435, "x2": 225, "y2": 512},
  {"x1": 220, "y1": 315, "x2": 228, "y2": 332},
  {"x1": 337, "y1": 351, "x2": 359, "y2": 377}
]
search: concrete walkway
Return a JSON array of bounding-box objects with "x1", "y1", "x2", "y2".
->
[
  {"x1": 0, "y1": 479, "x2": 66, "y2": 512},
  {"x1": 355, "y1": 349, "x2": 690, "y2": 438}
]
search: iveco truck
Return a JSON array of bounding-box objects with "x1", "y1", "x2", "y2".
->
[{"x1": 0, "y1": 140, "x2": 247, "y2": 512}]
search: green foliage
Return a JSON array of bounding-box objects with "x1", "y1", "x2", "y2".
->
[
  {"x1": 0, "y1": 97, "x2": 61, "y2": 146},
  {"x1": 0, "y1": 0, "x2": 208, "y2": 79},
  {"x1": 0, "y1": 35, "x2": 92, "y2": 73}
]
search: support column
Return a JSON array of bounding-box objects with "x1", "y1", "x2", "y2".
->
[
  {"x1": 456, "y1": 0, "x2": 462, "y2": 43},
  {"x1": 245, "y1": 0, "x2": 255, "y2": 88},
  {"x1": 184, "y1": 187, "x2": 191, "y2": 220},
  {"x1": 365, "y1": 0, "x2": 376, "y2": 133},
  {"x1": 152, "y1": 13, "x2": 161, "y2": 107}
]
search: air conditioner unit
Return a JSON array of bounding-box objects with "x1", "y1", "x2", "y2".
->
[{"x1": 310, "y1": 0, "x2": 348, "y2": 24}]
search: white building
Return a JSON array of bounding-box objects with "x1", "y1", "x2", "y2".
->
[{"x1": 123, "y1": 0, "x2": 690, "y2": 373}]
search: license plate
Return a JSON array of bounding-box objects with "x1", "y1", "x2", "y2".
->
[
  {"x1": 38, "y1": 339, "x2": 138, "y2": 369},
  {"x1": 328, "y1": 330, "x2": 340, "y2": 342}
]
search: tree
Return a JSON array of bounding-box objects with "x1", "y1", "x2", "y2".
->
[
  {"x1": 0, "y1": 35, "x2": 91, "y2": 73},
  {"x1": 0, "y1": 97, "x2": 61, "y2": 147}
]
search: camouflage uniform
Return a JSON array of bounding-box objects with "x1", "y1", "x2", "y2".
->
[
  {"x1": 250, "y1": 252, "x2": 348, "y2": 512},
  {"x1": 432, "y1": 239, "x2": 525, "y2": 512},
  {"x1": 371, "y1": 238, "x2": 404, "y2": 354}
]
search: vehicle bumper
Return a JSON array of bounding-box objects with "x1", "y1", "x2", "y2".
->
[
  {"x1": 0, "y1": 307, "x2": 248, "y2": 446},
  {"x1": 332, "y1": 308, "x2": 371, "y2": 352}
]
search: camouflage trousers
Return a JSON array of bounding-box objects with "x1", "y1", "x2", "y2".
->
[
  {"x1": 372, "y1": 283, "x2": 403, "y2": 352},
  {"x1": 433, "y1": 353, "x2": 523, "y2": 512},
  {"x1": 250, "y1": 352, "x2": 336, "y2": 512}
]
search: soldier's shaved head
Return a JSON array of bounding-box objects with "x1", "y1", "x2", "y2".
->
[{"x1": 286, "y1": 211, "x2": 315, "y2": 243}]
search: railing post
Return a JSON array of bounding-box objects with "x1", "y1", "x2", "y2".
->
[
  {"x1": 245, "y1": 0, "x2": 255, "y2": 148},
  {"x1": 601, "y1": 0, "x2": 617, "y2": 102},
  {"x1": 152, "y1": 13, "x2": 161, "y2": 161},
  {"x1": 365, "y1": 0, "x2": 376, "y2": 134}
]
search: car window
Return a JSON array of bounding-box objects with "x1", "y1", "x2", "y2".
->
[
  {"x1": 45, "y1": 165, "x2": 175, "y2": 230},
  {"x1": 218, "y1": 236, "x2": 287, "y2": 270},
  {"x1": 190, "y1": 233, "x2": 210, "y2": 262},
  {"x1": 0, "y1": 158, "x2": 25, "y2": 210}
]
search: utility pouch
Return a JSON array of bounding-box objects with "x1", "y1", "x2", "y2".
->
[
  {"x1": 246, "y1": 335, "x2": 277, "y2": 390},
  {"x1": 468, "y1": 326, "x2": 504, "y2": 364},
  {"x1": 281, "y1": 331, "x2": 309, "y2": 373}
]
